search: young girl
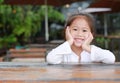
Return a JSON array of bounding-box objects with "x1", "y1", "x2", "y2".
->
[{"x1": 46, "y1": 13, "x2": 115, "y2": 64}]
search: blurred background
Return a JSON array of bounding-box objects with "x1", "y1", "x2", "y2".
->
[{"x1": 0, "y1": 0, "x2": 120, "y2": 62}]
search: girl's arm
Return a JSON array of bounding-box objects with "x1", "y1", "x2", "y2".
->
[
  {"x1": 46, "y1": 41, "x2": 72, "y2": 64},
  {"x1": 82, "y1": 32, "x2": 115, "y2": 64},
  {"x1": 90, "y1": 45, "x2": 115, "y2": 64}
]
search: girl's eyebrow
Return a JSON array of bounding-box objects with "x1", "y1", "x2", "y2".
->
[
  {"x1": 71, "y1": 26, "x2": 78, "y2": 29},
  {"x1": 83, "y1": 27, "x2": 89, "y2": 29},
  {"x1": 72, "y1": 25, "x2": 78, "y2": 27},
  {"x1": 82, "y1": 26, "x2": 89, "y2": 29}
]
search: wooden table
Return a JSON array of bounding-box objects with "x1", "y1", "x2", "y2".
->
[{"x1": 0, "y1": 62, "x2": 120, "y2": 83}]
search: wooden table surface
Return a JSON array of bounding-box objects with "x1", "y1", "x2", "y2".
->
[{"x1": 0, "y1": 62, "x2": 120, "y2": 83}]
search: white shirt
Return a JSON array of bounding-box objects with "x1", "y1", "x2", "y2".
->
[{"x1": 46, "y1": 41, "x2": 115, "y2": 64}]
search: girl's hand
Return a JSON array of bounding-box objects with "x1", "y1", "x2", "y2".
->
[
  {"x1": 82, "y1": 32, "x2": 94, "y2": 53},
  {"x1": 65, "y1": 26, "x2": 74, "y2": 45}
]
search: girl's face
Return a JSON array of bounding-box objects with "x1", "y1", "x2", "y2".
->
[{"x1": 69, "y1": 18, "x2": 91, "y2": 47}]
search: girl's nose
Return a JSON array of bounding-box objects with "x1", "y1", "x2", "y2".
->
[{"x1": 77, "y1": 31, "x2": 83, "y2": 36}]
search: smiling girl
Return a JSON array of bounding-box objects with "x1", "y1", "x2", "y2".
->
[{"x1": 46, "y1": 13, "x2": 115, "y2": 64}]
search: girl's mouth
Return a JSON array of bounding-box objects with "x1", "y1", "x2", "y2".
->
[{"x1": 74, "y1": 38, "x2": 84, "y2": 43}]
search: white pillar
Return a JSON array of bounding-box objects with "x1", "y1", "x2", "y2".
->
[{"x1": 45, "y1": 0, "x2": 49, "y2": 41}]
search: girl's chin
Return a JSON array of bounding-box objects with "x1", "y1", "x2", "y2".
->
[{"x1": 74, "y1": 43, "x2": 83, "y2": 47}]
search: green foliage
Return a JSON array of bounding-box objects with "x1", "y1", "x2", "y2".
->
[
  {"x1": 39, "y1": 6, "x2": 64, "y2": 22},
  {"x1": 11, "y1": 6, "x2": 41, "y2": 38},
  {"x1": 0, "y1": 35, "x2": 17, "y2": 48},
  {"x1": 0, "y1": 1, "x2": 65, "y2": 48},
  {"x1": 95, "y1": 37, "x2": 110, "y2": 48},
  {"x1": 0, "y1": 0, "x2": 3, "y2": 4}
]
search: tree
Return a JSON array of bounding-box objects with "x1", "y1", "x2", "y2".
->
[{"x1": 0, "y1": 0, "x2": 65, "y2": 48}]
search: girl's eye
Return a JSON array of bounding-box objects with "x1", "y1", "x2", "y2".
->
[
  {"x1": 83, "y1": 30, "x2": 87, "y2": 32},
  {"x1": 72, "y1": 28, "x2": 77, "y2": 31}
]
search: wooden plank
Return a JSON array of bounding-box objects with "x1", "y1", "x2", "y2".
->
[
  {"x1": 0, "y1": 62, "x2": 120, "y2": 83},
  {"x1": 5, "y1": 48, "x2": 47, "y2": 61},
  {"x1": 9, "y1": 48, "x2": 46, "y2": 52},
  {"x1": 10, "y1": 53, "x2": 45, "y2": 58}
]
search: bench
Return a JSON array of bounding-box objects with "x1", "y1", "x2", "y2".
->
[{"x1": 5, "y1": 48, "x2": 47, "y2": 62}]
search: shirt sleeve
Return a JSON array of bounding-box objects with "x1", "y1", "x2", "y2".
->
[
  {"x1": 46, "y1": 41, "x2": 72, "y2": 64},
  {"x1": 90, "y1": 45, "x2": 115, "y2": 64}
]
